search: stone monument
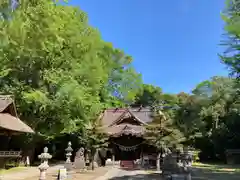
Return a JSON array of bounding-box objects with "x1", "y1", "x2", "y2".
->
[
  {"x1": 162, "y1": 149, "x2": 192, "y2": 180},
  {"x1": 74, "y1": 147, "x2": 85, "y2": 172},
  {"x1": 85, "y1": 150, "x2": 90, "y2": 167},
  {"x1": 38, "y1": 147, "x2": 52, "y2": 180},
  {"x1": 65, "y1": 141, "x2": 73, "y2": 171}
]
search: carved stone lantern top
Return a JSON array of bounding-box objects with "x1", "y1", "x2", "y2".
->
[
  {"x1": 38, "y1": 147, "x2": 52, "y2": 162},
  {"x1": 65, "y1": 142, "x2": 73, "y2": 153}
]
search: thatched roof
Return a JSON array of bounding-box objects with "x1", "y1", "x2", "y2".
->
[{"x1": 0, "y1": 95, "x2": 34, "y2": 134}]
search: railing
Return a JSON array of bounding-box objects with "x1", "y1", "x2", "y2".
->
[
  {"x1": 226, "y1": 149, "x2": 240, "y2": 155},
  {"x1": 0, "y1": 151, "x2": 21, "y2": 157}
]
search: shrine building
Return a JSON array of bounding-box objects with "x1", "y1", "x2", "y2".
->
[{"x1": 99, "y1": 107, "x2": 158, "y2": 167}]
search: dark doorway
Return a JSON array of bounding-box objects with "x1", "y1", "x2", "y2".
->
[{"x1": 110, "y1": 135, "x2": 143, "y2": 161}]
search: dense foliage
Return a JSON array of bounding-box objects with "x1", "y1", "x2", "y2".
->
[
  {"x1": 0, "y1": 0, "x2": 141, "y2": 139},
  {"x1": 144, "y1": 109, "x2": 185, "y2": 151}
]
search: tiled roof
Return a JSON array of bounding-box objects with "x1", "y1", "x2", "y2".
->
[
  {"x1": 100, "y1": 107, "x2": 154, "y2": 136},
  {"x1": 101, "y1": 107, "x2": 153, "y2": 127}
]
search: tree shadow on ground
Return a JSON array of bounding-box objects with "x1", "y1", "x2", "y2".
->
[
  {"x1": 192, "y1": 166, "x2": 240, "y2": 180},
  {"x1": 108, "y1": 173, "x2": 162, "y2": 180},
  {"x1": 119, "y1": 167, "x2": 156, "y2": 171},
  {"x1": 108, "y1": 167, "x2": 240, "y2": 180}
]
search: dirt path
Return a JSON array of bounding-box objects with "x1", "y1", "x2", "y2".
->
[
  {"x1": 20, "y1": 166, "x2": 111, "y2": 180},
  {"x1": 0, "y1": 164, "x2": 64, "y2": 180}
]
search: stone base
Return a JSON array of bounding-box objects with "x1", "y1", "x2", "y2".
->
[
  {"x1": 94, "y1": 162, "x2": 98, "y2": 168},
  {"x1": 64, "y1": 163, "x2": 73, "y2": 171}
]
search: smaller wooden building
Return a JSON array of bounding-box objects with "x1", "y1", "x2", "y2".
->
[{"x1": 0, "y1": 95, "x2": 34, "y2": 167}]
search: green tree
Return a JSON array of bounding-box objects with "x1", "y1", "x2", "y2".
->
[
  {"x1": 98, "y1": 44, "x2": 143, "y2": 108},
  {"x1": 145, "y1": 109, "x2": 185, "y2": 151},
  {"x1": 78, "y1": 119, "x2": 108, "y2": 170},
  {"x1": 144, "y1": 109, "x2": 185, "y2": 170},
  {"x1": 132, "y1": 84, "x2": 162, "y2": 107},
  {"x1": 221, "y1": 0, "x2": 240, "y2": 78},
  {"x1": 0, "y1": 0, "x2": 142, "y2": 162},
  {"x1": 189, "y1": 76, "x2": 239, "y2": 160}
]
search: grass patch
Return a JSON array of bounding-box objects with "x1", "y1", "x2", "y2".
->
[
  {"x1": 192, "y1": 162, "x2": 240, "y2": 173},
  {"x1": 192, "y1": 162, "x2": 240, "y2": 180},
  {"x1": 0, "y1": 167, "x2": 27, "y2": 174}
]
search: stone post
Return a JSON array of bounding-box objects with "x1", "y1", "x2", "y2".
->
[
  {"x1": 111, "y1": 148, "x2": 115, "y2": 166},
  {"x1": 112, "y1": 154, "x2": 115, "y2": 166},
  {"x1": 65, "y1": 141, "x2": 73, "y2": 171},
  {"x1": 26, "y1": 156, "x2": 30, "y2": 167},
  {"x1": 38, "y1": 147, "x2": 52, "y2": 180}
]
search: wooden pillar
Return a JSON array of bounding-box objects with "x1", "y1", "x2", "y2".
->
[{"x1": 156, "y1": 152, "x2": 160, "y2": 171}]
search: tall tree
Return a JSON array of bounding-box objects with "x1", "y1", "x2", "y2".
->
[
  {"x1": 144, "y1": 109, "x2": 184, "y2": 170},
  {"x1": 221, "y1": 0, "x2": 240, "y2": 78},
  {"x1": 132, "y1": 84, "x2": 162, "y2": 107},
  {"x1": 144, "y1": 109, "x2": 185, "y2": 151},
  {"x1": 0, "y1": 0, "x2": 142, "y2": 141},
  {"x1": 78, "y1": 118, "x2": 108, "y2": 170}
]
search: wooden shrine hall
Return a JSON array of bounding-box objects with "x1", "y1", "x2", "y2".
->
[{"x1": 99, "y1": 107, "x2": 158, "y2": 168}]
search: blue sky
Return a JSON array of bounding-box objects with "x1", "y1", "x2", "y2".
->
[{"x1": 69, "y1": 0, "x2": 228, "y2": 94}]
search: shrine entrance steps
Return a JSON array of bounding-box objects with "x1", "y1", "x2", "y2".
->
[{"x1": 120, "y1": 160, "x2": 143, "y2": 170}]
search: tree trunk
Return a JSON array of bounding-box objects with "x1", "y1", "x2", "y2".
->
[{"x1": 91, "y1": 154, "x2": 94, "y2": 170}]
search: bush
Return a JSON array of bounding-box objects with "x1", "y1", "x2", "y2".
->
[{"x1": 192, "y1": 150, "x2": 200, "y2": 162}]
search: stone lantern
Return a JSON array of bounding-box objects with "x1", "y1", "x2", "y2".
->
[
  {"x1": 38, "y1": 147, "x2": 52, "y2": 180},
  {"x1": 65, "y1": 141, "x2": 73, "y2": 171}
]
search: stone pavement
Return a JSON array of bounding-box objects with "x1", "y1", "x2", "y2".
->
[
  {"x1": 94, "y1": 167, "x2": 162, "y2": 180},
  {"x1": 0, "y1": 164, "x2": 64, "y2": 180}
]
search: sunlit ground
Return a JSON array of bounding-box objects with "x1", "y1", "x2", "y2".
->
[
  {"x1": 0, "y1": 167, "x2": 27, "y2": 174},
  {"x1": 192, "y1": 162, "x2": 240, "y2": 180}
]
